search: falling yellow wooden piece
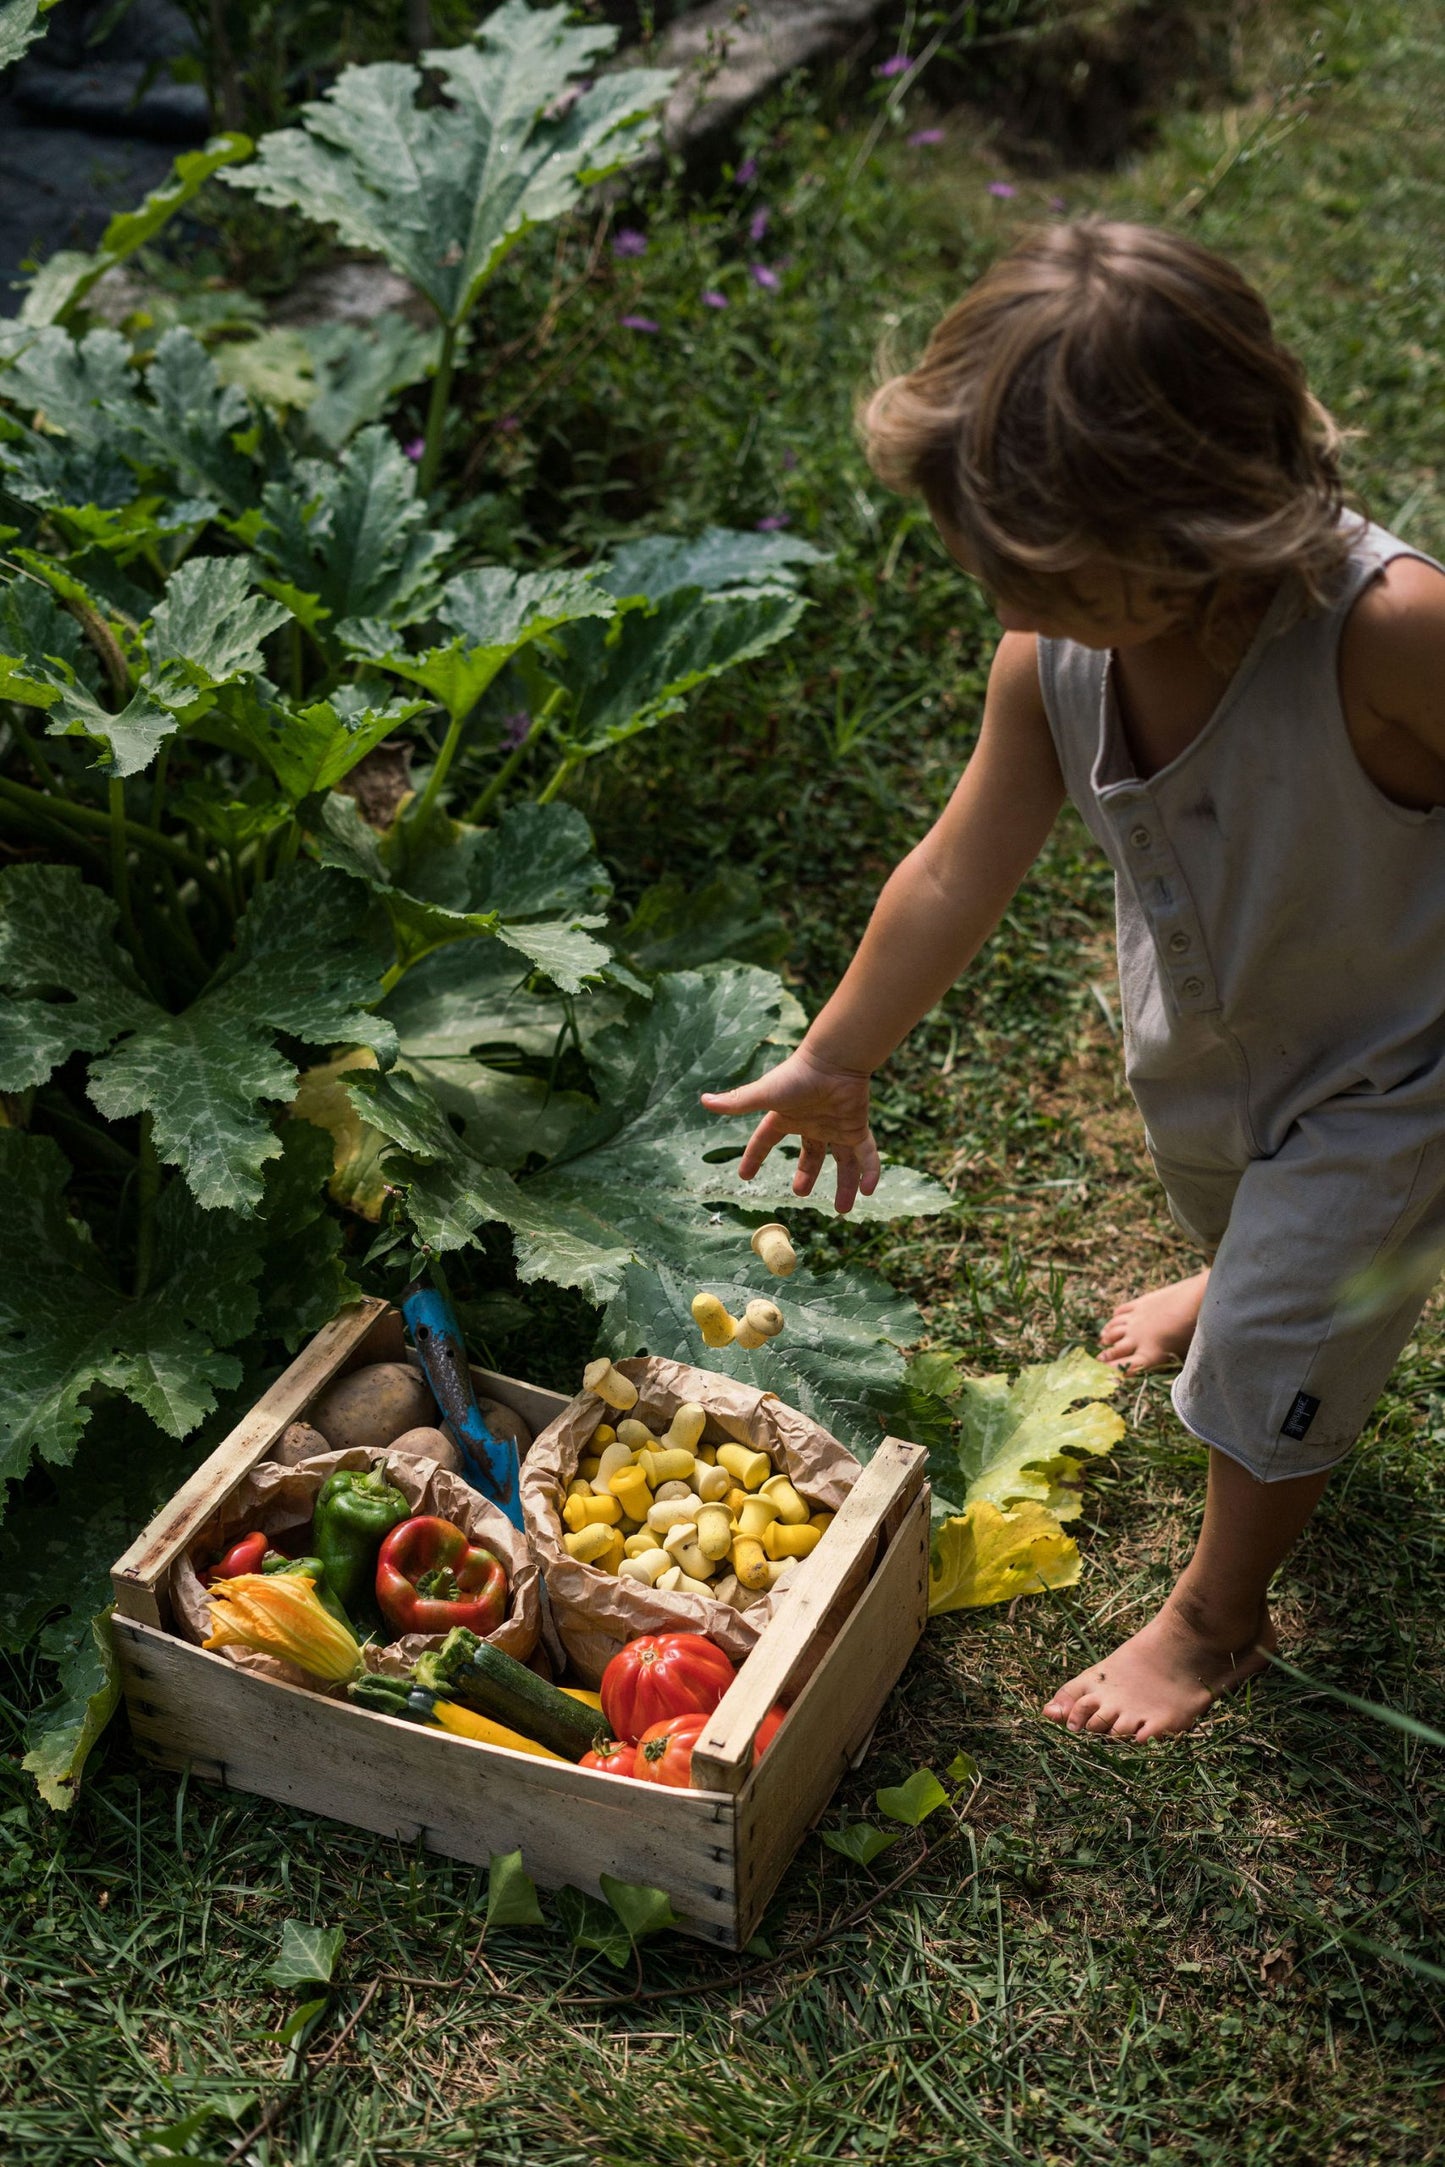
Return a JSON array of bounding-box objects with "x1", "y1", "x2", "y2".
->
[{"x1": 927, "y1": 1500, "x2": 1081, "y2": 1615}]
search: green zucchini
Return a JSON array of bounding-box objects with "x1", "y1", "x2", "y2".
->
[{"x1": 414, "y1": 1627, "x2": 608, "y2": 1761}]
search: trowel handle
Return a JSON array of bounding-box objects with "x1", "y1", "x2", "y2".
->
[{"x1": 401, "y1": 1282, "x2": 523, "y2": 1530}]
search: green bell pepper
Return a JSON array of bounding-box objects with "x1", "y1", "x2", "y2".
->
[{"x1": 311, "y1": 1469, "x2": 410, "y2": 1622}]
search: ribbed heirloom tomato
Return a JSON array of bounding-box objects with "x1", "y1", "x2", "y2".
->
[
  {"x1": 600, "y1": 1633, "x2": 735, "y2": 1743},
  {"x1": 633, "y1": 1713, "x2": 709, "y2": 1788}
]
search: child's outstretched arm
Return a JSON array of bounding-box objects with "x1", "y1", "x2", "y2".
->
[{"x1": 700, "y1": 632, "x2": 1066, "y2": 1211}]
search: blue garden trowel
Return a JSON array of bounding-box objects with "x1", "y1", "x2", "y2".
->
[{"x1": 401, "y1": 1275, "x2": 524, "y2": 1529}]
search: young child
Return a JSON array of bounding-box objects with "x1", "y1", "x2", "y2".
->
[{"x1": 700, "y1": 218, "x2": 1445, "y2": 1741}]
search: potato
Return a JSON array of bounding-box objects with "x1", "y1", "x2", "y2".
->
[
  {"x1": 270, "y1": 1420, "x2": 330, "y2": 1467},
  {"x1": 306, "y1": 1362, "x2": 437, "y2": 1453},
  {"x1": 478, "y1": 1397, "x2": 533, "y2": 1456},
  {"x1": 386, "y1": 1425, "x2": 464, "y2": 1474}
]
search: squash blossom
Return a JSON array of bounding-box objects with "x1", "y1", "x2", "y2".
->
[{"x1": 204, "y1": 1573, "x2": 362, "y2": 1683}]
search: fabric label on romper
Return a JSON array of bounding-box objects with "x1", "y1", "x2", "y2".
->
[{"x1": 1280, "y1": 1391, "x2": 1321, "y2": 1441}]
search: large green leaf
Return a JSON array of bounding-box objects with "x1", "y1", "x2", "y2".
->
[
  {"x1": 345, "y1": 560, "x2": 615, "y2": 722},
  {"x1": 0, "y1": 864, "x2": 151, "y2": 1091},
  {"x1": 254, "y1": 426, "x2": 449, "y2": 631},
  {"x1": 381, "y1": 937, "x2": 629, "y2": 1061},
  {"x1": 203, "y1": 684, "x2": 430, "y2": 805},
  {"x1": 0, "y1": 0, "x2": 60, "y2": 69},
  {"x1": 931, "y1": 1348, "x2": 1126, "y2": 1520},
  {"x1": 550, "y1": 586, "x2": 807, "y2": 761},
  {"x1": 18, "y1": 136, "x2": 255, "y2": 329},
  {"x1": 145, "y1": 554, "x2": 291, "y2": 697},
  {"x1": 599, "y1": 1255, "x2": 920, "y2": 1460},
  {"x1": 22, "y1": 1611, "x2": 121, "y2": 1811},
  {"x1": 222, "y1": 7, "x2": 673, "y2": 328},
  {"x1": 598, "y1": 525, "x2": 830, "y2": 602},
  {"x1": 619, "y1": 870, "x2": 787, "y2": 975},
  {"x1": 299, "y1": 313, "x2": 444, "y2": 452}
]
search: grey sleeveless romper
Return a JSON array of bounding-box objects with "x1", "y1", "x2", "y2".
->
[{"x1": 1038, "y1": 521, "x2": 1445, "y2": 1481}]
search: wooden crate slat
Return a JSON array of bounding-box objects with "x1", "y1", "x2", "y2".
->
[
  {"x1": 110, "y1": 1299, "x2": 390, "y2": 1626},
  {"x1": 731, "y1": 1482, "x2": 930, "y2": 1943},
  {"x1": 690, "y1": 1438, "x2": 927, "y2": 1795}
]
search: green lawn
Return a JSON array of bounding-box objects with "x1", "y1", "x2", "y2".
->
[{"x1": 3, "y1": 4, "x2": 1443, "y2": 2160}]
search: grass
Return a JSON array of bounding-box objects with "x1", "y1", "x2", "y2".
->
[{"x1": 4, "y1": 2, "x2": 1445, "y2": 2159}]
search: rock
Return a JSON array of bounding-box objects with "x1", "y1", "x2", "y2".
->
[
  {"x1": 271, "y1": 261, "x2": 427, "y2": 329},
  {"x1": 14, "y1": 58, "x2": 209, "y2": 140},
  {"x1": 334, "y1": 740, "x2": 414, "y2": 830}
]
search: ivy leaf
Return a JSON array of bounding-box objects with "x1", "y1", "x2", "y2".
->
[
  {"x1": 555, "y1": 1884, "x2": 634, "y2": 1970},
  {"x1": 21, "y1": 1609, "x2": 120, "y2": 1811},
  {"x1": 222, "y1": 8, "x2": 672, "y2": 330},
  {"x1": 821, "y1": 1822, "x2": 902, "y2": 1866},
  {"x1": 936, "y1": 1348, "x2": 1125, "y2": 1521},
  {"x1": 551, "y1": 587, "x2": 807, "y2": 762},
  {"x1": 598, "y1": 524, "x2": 830, "y2": 602},
  {"x1": 264, "y1": 1921, "x2": 345, "y2": 1989},
  {"x1": 927, "y1": 1501, "x2": 1082, "y2": 1615},
  {"x1": 875, "y1": 1769, "x2": 949, "y2": 1826},
  {"x1": 486, "y1": 1848, "x2": 544, "y2": 1930},
  {"x1": 17, "y1": 135, "x2": 255, "y2": 329},
  {"x1": 254, "y1": 425, "x2": 449, "y2": 630},
  {"x1": 598, "y1": 1874, "x2": 680, "y2": 1944}
]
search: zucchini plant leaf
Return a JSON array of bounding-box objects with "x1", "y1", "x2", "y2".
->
[
  {"x1": 18, "y1": 135, "x2": 255, "y2": 329},
  {"x1": 597, "y1": 524, "x2": 830, "y2": 602},
  {"x1": 222, "y1": 8, "x2": 672, "y2": 329},
  {"x1": 203, "y1": 685, "x2": 430, "y2": 805},
  {"x1": 0, "y1": 864, "x2": 151, "y2": 1090},
  {"x1": 927, "y1": 1500, "x2": 1081, "y2": 1615},
  {"x1": 933, "y1": 1347, "x2": 1125, "y2": 1520},
  {"x1": 486, "y1": 1848, "x2": 544, "y2": 1930},
  {"x1": 381, "y1": 938, "x2": 628, "y2": 1062},
  {"x1": 265, "y1": 1920, "x2": 345, "y2": 1989},
  {"x1": 254, "y1": 425, "x2": 449, "y2": 631},
  {"x1": 299, "y1": 313, "x2": 444, "y2": 452},
  {"x1": 345, "y1": 559, "x2": 615, "y2": 721},
  {"x1": 21, "y1": 1609, "x2": 120, "y2": 1811},
  {"x1": 551, "y1": 586, "x2": 807, "y2": 762},
  {"x1": 599, "y1": 1255, "x2": 919, "y2": 1461},
  {"x1": 0, "y1": 0, "x2": 60, "y2": 69},
  {"x1": 619, "y1": 869, "x2": 787, "y2": 975}
]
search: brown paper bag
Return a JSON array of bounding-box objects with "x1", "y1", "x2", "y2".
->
[
  {"x1": 520, "y1": 1356, "x2": 860, "y2": 1685},
  {"x1": 172, "y1": 1444, "x2": 541, "y2": 1693}
]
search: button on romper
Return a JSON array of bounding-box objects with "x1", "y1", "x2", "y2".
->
[{"x1": 1038, "y1": 521, "x2": 1445, "y2": 1481}]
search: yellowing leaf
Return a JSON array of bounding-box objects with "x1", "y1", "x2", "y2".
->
[
  {"x1": 290, "y1": 1047, "x2": 390, "y2": 1220},
  {"x1": 942, "y1": 1346, "x2": 1124, "y2": 1523},
  {"x1": 927, "y1": 1500, "x2": 1081, "y2": 1615}
]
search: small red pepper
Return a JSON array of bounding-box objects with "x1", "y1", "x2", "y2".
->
[
  {"x1": 375, "y1": 1516, "x2": 509, "y2": 1638},
  {"x1": 203, "y1": 1530, "x2": 269, "y2": 1587}
]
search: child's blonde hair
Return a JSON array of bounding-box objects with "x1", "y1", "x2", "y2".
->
[{"x1": 858, "y1": 219, "x2": 1358, "y2": 633}]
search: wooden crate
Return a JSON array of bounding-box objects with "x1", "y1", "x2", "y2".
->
[{"x1": 110, "y1": 1298, "x2": 929, "y2": 1949}]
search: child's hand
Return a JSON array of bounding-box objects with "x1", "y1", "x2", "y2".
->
[{"x1": 700, "y1": 1046, "x2": 880, "y2": 1214}]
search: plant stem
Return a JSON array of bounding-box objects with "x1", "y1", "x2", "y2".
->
[
  {"x1": 4, "y1": 705, "x2": 58, "y2": 788},
  {"x1": 418, "y1": 320, "x2": 459, "y2": 496},
  {"x1": 378, "y1": 959, "x2": 407, "y2": 999},
  {"x1": 108, "y1": 776, "x2": 138, "y2": 944},
  {"x1": 148, "y1": 746, "x2": 170, "y2": 832},
  {"x1": 0, "y1": 775, "x2": 232, "y2": 911},
  {"x1": 408, "y1": 709, "x2": 467, "y2": 841},
  {"x1": 535, "y1": 753, "x2": 581, "y2": 806},
  {"x1": 134, "y1": 1113, "x2": 159, "y2": 1297},
  {"x1": 466, "y1": 687, "x2": 567, "y2": 824}
]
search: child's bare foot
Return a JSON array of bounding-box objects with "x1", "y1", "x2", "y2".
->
[
  {"x1": 1042, "y1": 1594, "x2": 1278, "y2": 1741},
  {"x1": 1100, "y1": 1268, "x2": 1210, "y2": 1372}
]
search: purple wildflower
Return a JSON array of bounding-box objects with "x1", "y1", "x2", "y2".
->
[
  {"x1": 499, "y1": 414, "x2": 520, "y2": 434},
  {"x1": 756, "y1": 514, "x2": 791, "y2": 531},
  {"x1": 620, "y1": 314, "x2": 660, "y2": 332},
  {"x1": 500, "y1": 709, "x2": 531, "y2": 750},
  {"x1": 401, "y1": 436, "x2": 425, "y2": 462},
  {"x1": 1049, "y1": 195, "x2": 1067, "y2": 212},
  {"x1": 751, "y1": 264, "x2": 780, "y2": 291},
  {"x1": 748, "y1": 207, "x2": 770, "y2": 242},
  {"x1": 781, "y1": 448, "x2": 798, "y2": 470},
  {"x1": 735, "y1": 155, "x2": 758, "y2": 185},
  {"x1": 701, "y1": 289, "x2": 729, "y2": 309},
  {"x1": 987, "y1": 180, "x2": 1017, "y2": 199},
  {"x1": 908, "y1": 128, "x2": 944, "y2": 147},
  {"x1": 876, "y1": 54, "x2": 911, "y2": 77},
  {"x1": 612, "y1": 227, "x2": 648, "y2": 257}
]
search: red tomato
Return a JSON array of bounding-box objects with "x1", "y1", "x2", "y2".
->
[
  {"x1": 601, "y1": 1633, "x2": 735, "y2": 1744},
  {"x1": 753, "y1": 1704, "x2": 786, "y2": 1763},
  {"x1": 633, "y1": 1713, "x2": 708, "y2": 1788},
  {"x1": 204, "y1": 1530, "x2": 269, "y2": 1585},
  {"x1": 579, "y1": 1737, "x2": 635, "y2": 1777}
]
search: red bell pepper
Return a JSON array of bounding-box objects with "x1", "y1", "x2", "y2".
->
[
  {"x1": 202, "y1": 1530, "x2": 269, "y2": 1586},
  {"x1": 375, "y1": 1516, "x2": 509, "y2": 1638}
]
